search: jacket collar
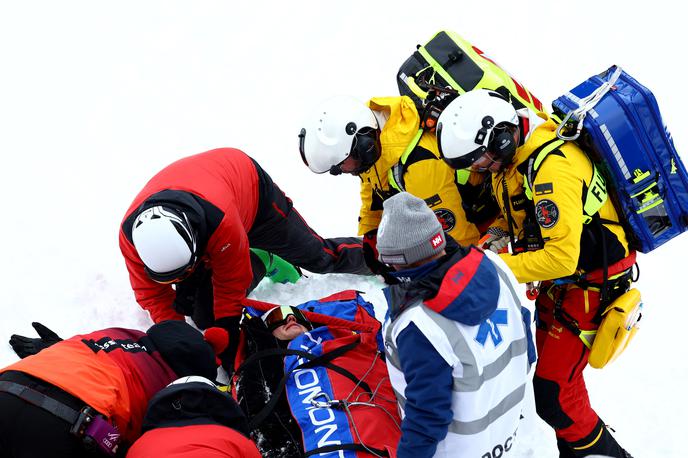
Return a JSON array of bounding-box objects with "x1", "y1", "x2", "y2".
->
[
  {"x1": 359, "y1": 96, "x2": 421, "y2": 183},
  {"x1": 512, "y1": 114, "x2": 557, "y2": 169},
  {"x1": 384, "y1": 240, "x2": 500, "y2": 326}
]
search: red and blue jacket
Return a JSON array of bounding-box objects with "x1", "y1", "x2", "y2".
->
[
  {"x1": 240, "y1": 291, "x2": 401, "y2": 457},
  {"x1": 382, "y1": 243, "x2": 535, "y2": 458}
]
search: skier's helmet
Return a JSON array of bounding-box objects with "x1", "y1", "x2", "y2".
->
[
  {"x1": 168, "y1": 375, "x2": 217, "y2": 387},
  {"x1": 132, "y1": 205, "x2": 198, "y2": 283},
  {"x1": 437, "y1": 89, "x2": 519, "y2": 171},
  {"x1": 298, "y1": 95, "x2": 380, "y2": 176}
]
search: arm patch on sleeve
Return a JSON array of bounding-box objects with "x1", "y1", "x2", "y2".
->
[
  {"x1": 534, "y1": 182, "x2": 554, "y2": 195},
  {"x1": 535, "y1": 199, "x2": 559, "y2": 229}
]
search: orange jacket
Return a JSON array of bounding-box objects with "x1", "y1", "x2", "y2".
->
[{"x1": 3, "y1": 328, "x2": 177, "y2": 443}]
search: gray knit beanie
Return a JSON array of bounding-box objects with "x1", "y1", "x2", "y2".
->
[{"x1": 377, "y1": 192, "x2": 447, "y2": 265}]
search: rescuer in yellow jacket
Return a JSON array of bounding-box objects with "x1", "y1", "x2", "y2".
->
[
  {"x1": 298, "y1": 95, "x2": 496, "y2": 272},
  {"x1": 486, "y1": 117, "x2": 628, "y2": 282},
  {"x1": 436, "y1": 89, "x2": 636, "y2": 458}
]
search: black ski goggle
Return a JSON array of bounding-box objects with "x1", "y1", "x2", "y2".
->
[
  {"x1": 262, "y1": 306, "x2": 312, "y2": 332},
  {"x1": 145, "y1": 261, "x2": 197, "y2": 284}
]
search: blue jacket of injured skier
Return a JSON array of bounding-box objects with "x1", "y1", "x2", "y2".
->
[{"x1": 377, "y1": 192, "x2": 536, "y2": 458}]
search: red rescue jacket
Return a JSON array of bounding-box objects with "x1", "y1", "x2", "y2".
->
[
  {"x1": 119, "y1": 148, "x2": 260, "y2": 322},
  {"x1": 127, "y1": 371, "x2": 261, "y2": 457},
  {"x1": 126, "y1": 424, "x2": 261, "y2": 457}
]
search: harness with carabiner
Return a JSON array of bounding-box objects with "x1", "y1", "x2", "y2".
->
[
  {"x1": 0, "y1": 379, "x2": 121, "y2": 456},
  {"x1": 503, "y1": 135, "x2": 636, "y2": 341},
  {"x1": 546, "y1": 252, "x2": 637, "y2": 348}
]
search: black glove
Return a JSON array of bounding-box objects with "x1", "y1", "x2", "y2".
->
[
  {"x1": 362, "y1": 230, "x2": 394, "y2": 275},
  {"x1": 362, "y1": 230, "x2": 400, "y2": 285},
  {"x1": 9, "y1": 322, "x2": 63, "y2": 358},
  {"x1": 212, "y1": 316, "x2": 241, "y2": 376}
]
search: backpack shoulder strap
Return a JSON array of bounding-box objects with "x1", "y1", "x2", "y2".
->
[
  {"x1": 521, "y1": 138, "x2": 609, "y2": 223},
  {"x1": 388, "y1": 129, "x2": 429, "y2": 191},
  {"x1": 582, "y1": 162, "x2": 609, "y2": 223},
  {"x1": 520, "y1": 138, "x2": 566, "y2": 199}
]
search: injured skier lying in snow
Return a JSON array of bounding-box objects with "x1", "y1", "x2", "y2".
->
[{"x1": 233, "y1": 291, "x2": 401, "y2": 458}]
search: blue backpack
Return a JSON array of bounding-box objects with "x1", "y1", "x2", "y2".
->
[{"x1": 552, "y1": 66, "x2": 688, "y2": 253}]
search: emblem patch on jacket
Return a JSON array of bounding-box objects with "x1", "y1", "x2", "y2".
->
[
  {"x1": 434, "y1": 208, "x2": 456, "y2": 232},
  {"x1": 535, "y1": 199, "x2": 559, "y2": 229}
]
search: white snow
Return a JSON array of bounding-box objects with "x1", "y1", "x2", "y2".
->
[{"x1": 1, "y1": 1, "x2": 687, "y2": 456}]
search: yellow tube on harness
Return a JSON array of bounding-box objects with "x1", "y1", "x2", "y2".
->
[{"x1": 589, "y1": 288, "x2": 642, "y2": 369}]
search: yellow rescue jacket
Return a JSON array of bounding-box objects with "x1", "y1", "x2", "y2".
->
[
  {"x1": 357, "y1": 96, "x2": 483, "y2": 246},
  {"x1": 495, "y1": 116, "x2": 629, "y2": 283}
]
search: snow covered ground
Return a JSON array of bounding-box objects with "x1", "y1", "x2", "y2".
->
[{"x1": 1, "y1": 1, "x2": 687, "y2": 456}]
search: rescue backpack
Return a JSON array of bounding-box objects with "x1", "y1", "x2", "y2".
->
[
  {"x1": 392, "y1": 30, "x2": 544, "y2": 228},
  {"x1": 396, "y1": 30, "x2": 545, "y2": 118},
  {"x1": 234, "y1": 291, "x2": 401, "y2": 458},
  {"x1": 551, "y1": 65, "x2": 688, "y2": 253}
]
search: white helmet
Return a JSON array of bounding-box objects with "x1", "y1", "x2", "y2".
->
[
  {"x1": 132, "y1": 205, "x2": 198, "y2": 283},
  {"x1": 437, "y1": 89, "x2": 519, "y2": 170},
  {"x1": 168, "y1": 375, "x2": 217, "y2": 388},
  {"x1": 298, "y1": 95, "x2": 380, "y2": 175}
]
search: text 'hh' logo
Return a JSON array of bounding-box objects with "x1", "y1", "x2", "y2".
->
[
  {"x1": 475, "y1": 309, "x2": 508, "y2": 347},
  {"x1": 431, "y1": 232, "x2": 444, "y2": 248}
]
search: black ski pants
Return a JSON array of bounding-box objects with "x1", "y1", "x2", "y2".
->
[
  {"x1": 172, "y1": 161, "x2": 370, "y2": 329},
  {"x1": 247, "y1": 160, "x2": 369, "y2": 276},
  {"x1": 0, "y1": 371, "x2": 106, "y2": 458}
]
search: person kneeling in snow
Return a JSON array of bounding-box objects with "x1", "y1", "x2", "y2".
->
[
  {"x1": 126, "y1": 376, "x2": 260, "y2": 458},
  {"x1": 119, "y1": 148, "x2": 371, "y2": 375},
  {"x1": 377, "y1": 192, "x2": 535, "y2": 458},
  {"x1": 0, "y1": 321, "x2": 218, "y2": 458}
]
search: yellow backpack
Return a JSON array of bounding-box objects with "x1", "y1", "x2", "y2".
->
[{"x1": 396, "y1": 30, "x2": 545, "y2": 114}]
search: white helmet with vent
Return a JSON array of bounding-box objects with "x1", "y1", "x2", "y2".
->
[
  {"x1": 298, "y1": 95, "x2": 380, "y2": 175},
  {"x1": 132, "y1": 205, "x2": 197, "y2": 283},
  {"x1": 437, "y1": 89, "x2": 519, "y2": 170}
]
